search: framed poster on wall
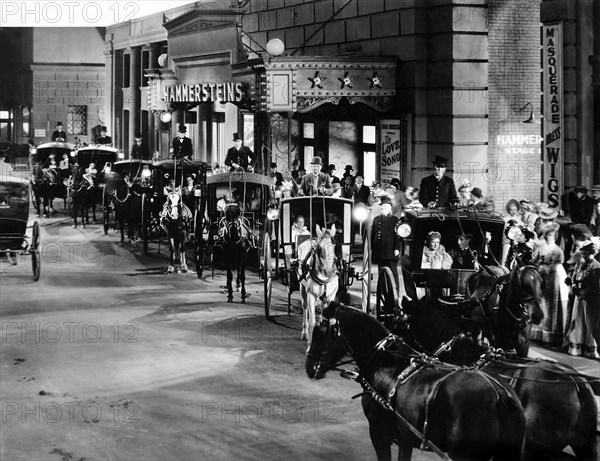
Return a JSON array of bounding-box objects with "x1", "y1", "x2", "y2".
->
[{"x1": 379, "y1": 119, "x2": 401, "y2": 184}]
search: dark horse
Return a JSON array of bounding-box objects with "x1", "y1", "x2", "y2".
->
[
  {"x1": 105, "y1": 173, "x2": 143, "y2": 243},
  {"x1": 217, "y1": 203, "x2": 254, "y2": 303},
  {"x1": 306, "y1": 303, "x2": 526, "y2": 461},
  {"x1": 30, "y1": 164, "x2": 59, "y2": 217},
  {"x1": 398, "y1": 296, "x2": 599, "y2": 461},
  {"x1": 464, "y1": 264, "x2": 544, "y2": 357},
  {"x1": 69, "y1": 165, "x2": 95, "y2": 228},
  {"x1": 160, "y1": 190, "x2": 190, "y2": 273}
]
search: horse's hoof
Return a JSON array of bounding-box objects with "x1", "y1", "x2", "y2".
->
[
  {"x1": 43, "y1": 214, "x2": 48, "y2": 218},
  {"x1": 181, "y1": 267, "x2": 188, "y2": 273},
  {"x1": 241, "y1": 298, "x2": 246, "y2": 304},
  {"x1": 227, "y1": 298, "x2": 233, "y2": 303},
  {"x1": 72, "y1": 224, "x2": 76, "y2": 229},
  {"x1": 167, "y1": 266, "x2": 175, "y2": 274},
  {"x1": 300, "y1": 331, "x2": 307, "y2": 340}
]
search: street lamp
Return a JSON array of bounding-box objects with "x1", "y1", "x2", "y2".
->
[{"x1": 519, "y1": 102, "x2": 539, "y2": 124}]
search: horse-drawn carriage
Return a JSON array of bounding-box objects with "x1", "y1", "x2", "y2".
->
[
  {"x1": 0, "y1": 176, "x2": 41, "y2": 280},
  {"x1": 262, "y1": 196, "x2": 357, "y2": 322},
  {"x1": 67, "y1": 145, "x2": 118, "y2": 227},
  {"x1": 103, "y1": 159, "x2": 154, "y2": 250},
  {"x1": 30, "y1": 141, "x2": 75, "y2": 216}
]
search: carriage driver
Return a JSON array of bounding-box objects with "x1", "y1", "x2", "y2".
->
[
  {"x1": 419, "y1": 155, "x2": 458, "y2": 208},
  {"x1": 225, "y1": 133, "x2": 255, "y2": 172},
  {"x1": 371, "y1": 195, "x2": 401, "y2": 293},
  {"x1": 298, "y1": 156, "x2": 332, "y2": 196}
]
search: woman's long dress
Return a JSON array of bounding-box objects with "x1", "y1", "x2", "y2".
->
[{"x1": 530, "y1": 243, "x2": 569, "y2": 345}]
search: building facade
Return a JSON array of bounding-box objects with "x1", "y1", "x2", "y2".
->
[
  {"x1": 0, "y1": 27, "x2": 106, "y2": 146},
  {"x1": 102, "y1": 0, "x2": 599, "y2": 212}
]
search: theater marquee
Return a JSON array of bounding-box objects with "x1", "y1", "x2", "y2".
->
[
  {"x1": 542, "y1": 23, "x2": 564, "y2": 209},
  {"x1": 163, "y1": 82, "x2": 244, "y2": 103}
]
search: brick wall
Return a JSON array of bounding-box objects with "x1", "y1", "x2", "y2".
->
[{"x1": 487, "y1": 0, "x2": 542, "y2": 211}]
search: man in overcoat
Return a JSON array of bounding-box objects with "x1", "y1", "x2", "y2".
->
[
  {"x1": 131, "y1": 132, "x2": 150, "y2": 160},
  {"x1": 298, "y1": 156, "x2": 332, "y2": 196},
  {"x1": 419, "y1": 155, "x2": 458, "y2": 208},
  {"x1": 170, "y1": 125, "x2": 193, "y2": 159},
  {"x1": 371, "y1": 195, "x2": 401, "y2": 291},
  {"x1": 225, "y1": 133, "x2": 255, "y2": 171}
]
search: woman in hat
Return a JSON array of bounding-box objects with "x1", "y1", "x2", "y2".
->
[
  {"x1": 224, "y1": 132, "x2": 255, "y2": 172},
  {"x1": 421, "y1": 231, "x2": 453, "y2": 270},
  {"x1": 504, "y1": 226, "x2": 535, "y2": 269},
  {"x1": 457, "y1": 180, "x2": 472, "y2": 207},
  {"x1": 564, "y1": 238, "x2": 600, "y2": 358},
  {"x1": 501, "y1": 199, "x2": 525, "y2": 266},
  {"x1": 298, "y1": 156, "x2": 332, "y2": 196},
  {"x1": 531, "y1": 222, "x2": 570, "y2": 346},
  {"x1": 170, "y1": 125, "x2": 193, "y2": 159}
]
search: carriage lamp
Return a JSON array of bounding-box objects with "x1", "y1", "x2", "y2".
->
[
  {"x1": 141, "y1": 165, "x2": 151, "y2": 178},
  {"x1": 267, "y1": 208, "x2": 279, "y2": 220},
  {"x1": 70, "y1": 150, "x2": 76, "y2": 157},
  {"x1": 30, "y1": 147, "x2": 37, "y2": 154},
  {"x1": 353, "y1": 203, "x2": 369, "y2": 222},
  {"x1": 397, "y1": 223, "x2": 411, "y2": 238}
]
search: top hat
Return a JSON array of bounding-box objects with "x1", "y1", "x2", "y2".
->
[
  {"x1": 177, "y1": 125, "x2": 187, "y2": 133},
  {"x1": 310, "y1": 156, "x2": 323, "y2": 165},
  {"x1": 328, "y1": 163, "x2": 336, "y2": 171},
  {"x1": 537, "y1": 207, "x2": 558, "y2": 220},
  {"x1": 232, "y1": 133, "x2": 242, "y2": 141},
  {"x1": 432, "y1": 155, "x2": 448, "y2": 167},
  {"x1": 379, "y1": 195, "x2": 392, "y2": 206},
  {"x1": 100, "y1": 126, "x2": 107, "y2": 132},
  {"x1": 270, "y1": 162, "x2": 277, "y2": 168},
  {"x1": 574, "y1": 185, "x2": 588, "y2": 193},
  {"x1": 56, "y1": 122, "x2": 63, "y2": 126},
  {"x1": 591, "y1": 184, "x2": 600, "y2": 192},
  {"x1": 344, "y1": 165, "x2": 354, "y2": 171},
  {"x1": 134, "y1": 131, "x2": 142, "y2": 138}
]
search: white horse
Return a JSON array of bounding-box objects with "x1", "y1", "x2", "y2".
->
[{"x1": 296, "y1": 224, "x2": 339, "y2": 348}]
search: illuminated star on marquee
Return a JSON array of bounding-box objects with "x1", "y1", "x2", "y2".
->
[
  {"x1": 308, "y1": 71, "x2": 326, "y2": 89},
  {"x1": 368, "y1": 72, "x2": 383, "y2": 89},
  {"x1": 338, "y1": 72, "x2": 355, "y2": 89}
]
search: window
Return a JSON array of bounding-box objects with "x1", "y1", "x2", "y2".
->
[
  {"x1": 67, "y1": 105, "x2": 87, "y2": 135},
  {"x1": 123, "y1": 53, "x2": 131, "y2": 88}
]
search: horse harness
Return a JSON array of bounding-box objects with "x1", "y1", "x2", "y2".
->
[{"x1": 315, "y1": 321, "x2": 509, "y2": 460}]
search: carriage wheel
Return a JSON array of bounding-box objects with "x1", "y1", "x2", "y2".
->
[
  {"x1": 375, "y1": 267, "x2": 398, "y2": 327},
  {"x1": 263, "y1": 232, "x2": 273, "y2": 319},
  {"x1": 31, "y1": 221, "x2": 41, "y2": 281},
  {"x1": 194, "y1": 210, "x2": 204, "y2": 279},
  {"x1": 141, "y1": 193, "x2": 149, "y2": 255}
]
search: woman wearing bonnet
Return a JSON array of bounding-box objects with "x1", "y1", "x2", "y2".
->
[{"x1": 421, "y1": 231, "x2": 453, "y2": 269}]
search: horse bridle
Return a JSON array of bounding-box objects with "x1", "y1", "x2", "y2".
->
[{"x1": 496, "y1": 265, "x2": 540, "y2": 330}]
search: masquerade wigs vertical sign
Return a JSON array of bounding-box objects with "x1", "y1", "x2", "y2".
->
[{"x1": 542, "y1": 23, "x2": 564, "y2": 209}]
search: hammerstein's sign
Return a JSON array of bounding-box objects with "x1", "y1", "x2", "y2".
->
[
  {"x1": 380, "y1": 120, "x2": 401, "y2": 184},
  {"x1": 163, "y1": 82, "x2": 244, "y2": 103},
  {"x1": 542, "y1": 23, "x2": 564, "y2": 209}
]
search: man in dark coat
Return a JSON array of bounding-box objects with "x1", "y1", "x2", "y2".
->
[
  {"x1": 225, "y1": 133, "x2": 255, "y2": 171},
  {"x1": 131, "y1": 132, "x2": 150, "y2": 160},
  {"x1": 268, "y1": 162, "x2": 283, "y2": 187},
  {"x1": 418, "y1": 155, "x2": 458, "y2": 208},
  {"x1": 451, "y1": 233, "x2": 479, "y2": 270},
  {"x1": 371, "y1": 195, "x2": 401, "y2": 290},
  {"x1": 51, "y1": 122, "x2": 67, "y2": 142},
  {"x1": 170, "y1": 125, "x2": 193, "y2": 159},
  {"x1": 353, "y1": 175, "x2": 371, "y2": 205},
  {"x1": 569, "y1": 186, "x2": 595, "y2": 227},
  {"x1": 96, "y1": 126, "x2": 112, "y2": 145},
  {"x1": 298, "y1": 156, "x2": 332, "y2": 196}
]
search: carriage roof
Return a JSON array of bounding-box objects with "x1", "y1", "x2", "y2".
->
[
  {"x1": 34, "y1": 142, "x2": 76, "y2": 164},
  {"x1": 112, "y1": 159, "x2": 153, "y2": 176},
  {"x1": 207, "y1": 172, "x2": 271, "y2": 187},
  {"x1": 153, "y1": 159, "x2": 207, "y2": 173},
  {"x1": 0, "y1": 177, "x2": 30, "y2": 237},
  {"x1": 75, "y1": 146, "x2": 118, "y2": 171}
]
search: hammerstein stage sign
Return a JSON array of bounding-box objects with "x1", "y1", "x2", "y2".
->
[{"x1": 163, "y1": 82, "x2": 244, "y2": 103}]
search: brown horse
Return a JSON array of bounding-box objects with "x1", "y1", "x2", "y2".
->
[
  {"x1": 466, "y1": 264, "x2": 544, "y2": 356},
  {"x1": 398, "y1": 296, "x2": 599, "y2": 461},
  {"x1": 306, "y1": 303, "x2": 526, "y2": 461}
]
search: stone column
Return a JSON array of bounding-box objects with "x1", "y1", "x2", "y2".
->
[{"x1": 128, "y1": 46, "x2": 141, "y2": 158}]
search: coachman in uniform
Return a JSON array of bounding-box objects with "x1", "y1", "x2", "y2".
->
[
  {"x1": 131, "y1": 132, "x2": 150, "y2": 160},
  {"x1": 371, "y1": 195, "x2": 401, "y2": 291},
  {"x1": 225, "y1": 133, "x2": 255, "y2": 171},
  {"x1": 170, "y1": 125, "x2": 193, "y2": 159},
  {"x1": 419, "y1": 155, "x2": 458, "y2": 208},
  {"x1": 51, "y1": 122, "x2": 67, "y2": 142}
]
